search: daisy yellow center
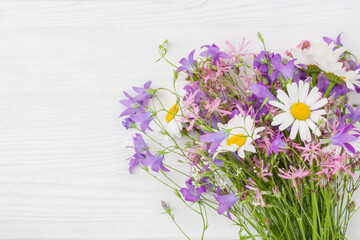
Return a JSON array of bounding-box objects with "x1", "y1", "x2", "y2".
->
[
  {"x1": 227, "y1": 134, "x2": 246, "y2": 148},
  {"x1": 166, "y1": 104, "x2": 179, "y2": 122},
  {"x1": 290, "y1": 102, "x2": 311, "y2": 120}
]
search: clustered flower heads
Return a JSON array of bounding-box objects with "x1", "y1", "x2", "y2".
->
[{"x1": 121, "y1": 33, "x2": 360, "y2": 239}]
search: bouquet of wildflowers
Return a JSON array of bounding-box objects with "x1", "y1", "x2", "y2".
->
[{"x1": 121, "y1": 33, "x2": 360, "y2": 240}]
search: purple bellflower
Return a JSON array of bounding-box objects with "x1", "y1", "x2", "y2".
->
[
  {"x1": 200, "y1": 44, "x2": 229, "y2": 64},
  {"x1": 214, "y1": 187, "x2": 239, "y2": 219},
  {"x1": 141, "y1": 152, "x2": 169, "y2": 172},
  {"x1": 249, "y1": 83, "x2": 276, "y2": 102},
  {"x1": 130, "y1": 110, "x2": 154, "y2": 133},
  {"x1": 330, "y1": 118, "x2": 360, "y2": 154},
  {"x1": 272, "y1": 59, "x2": 297, "y2": 80},
  {"x1": 317, "y1": 75, "x2": 349, "y2": 98},
  {"x1": 120, "y1": 81, "x2": 155, "y2": 132},
  {"x1": 131, "y1": 81, "x2": 153, "y2": 103},
  {"x1": 122, "y1": 117, "x2": 134, "y2": 130},
  {"x1": 128, "y1": 133, "x2": 150, "y2": 173},
  {"x1": 345, "y1": 104, "x2": 360, "y2": 123},
  {"x1": 323, "y1": 32, "x2": 343, "y2": 47},
  {"x1": 177, "y1": 50, "x2": 197, "y2": 76},
  {"x1": 268, "y1": 132, "x2": 287, "y2": 154},
  {"x1": 199, "y1": 130, "x2": 227, "y2": 153},
  {"x1": 180, "y1": 179, "x2": 206, "y2": 202}
]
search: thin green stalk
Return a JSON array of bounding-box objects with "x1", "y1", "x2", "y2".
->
[{"x1": 324, "y1": 82, "x2": 336, "y2": 98}]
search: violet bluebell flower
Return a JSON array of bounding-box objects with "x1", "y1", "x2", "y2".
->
[
  {"x1": 253, "y1": 51, "x2": 270, "y2": 74},
  {"x1": 122, "y1": 117, "x2": 134, "y2": 130},
  {"x1": 141, "y1": 152, "x2": 169, "y2": 172},
  {"x1": 272, "y1": 59, "x2": 297, "y2": 79},
  {"x1": 249, "y1": 83, "x2": 276, "y2": 102},
  {"x1": 120, "y1": 91, "x2": 142, "y2": 117},
  {"x1": 130, "y1": 110, "x2": 154, "y2": 133},
  {"x1": 128, "y1": 133, "x2": 150, "y2": 173},
  {"x1": 317, "y1": 75, "x2": 349, "y2": 98},
  {"x1": 268, "y1": 132, "x2": 287, "y2": 154},
  {"x1": 131, "y1": 81, "x2": 153, "y2": 103},
  {"x1": 345, "y1": 104, "x2": 360, "y2": 123},
  {"x1": 330, "y1": 130, "x2": 358, "y2": 154},
  {"x1": 200, "y1": 44, "x2": 229, "y2": 64},
  {"x1": 199, "y1": 130, "x2": 227, "y2": 153},
  {"x1": 180, "y1": 179, "x2": 206, "y2": 202},
  {"x1": 323, "y1": 32, "x2": 343, "y2": 47},
  {"x1": 330, "y1": 118, "x2": 360, "y2": 154},
  {"x1": 177, "y1": 50, "x2": 197, "y2": 76},
  {"x1": 253, "y1": 51, "x2": 282, "y2": 82},
  {"x1": 214, "y1": 187, "x2": 239, "y2": 219}
]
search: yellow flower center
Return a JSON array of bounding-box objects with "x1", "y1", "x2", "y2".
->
[
  {"x1": 290, "y1": 102, "x2": 311, "y2": 120},
  {"x1": 166, "y1": 104, "x2": 179, "y2": 122},
  {"x1": 227, "y1": 134, "x2": 246, "y2": 148}
]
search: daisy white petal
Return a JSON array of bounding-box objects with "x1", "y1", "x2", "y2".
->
[
  {"x1": 309, "y1": 98, "x2": 328, "y2": 110},
  {"x1": 290, "y1": 120, "x2": 300, "y2": 139}
]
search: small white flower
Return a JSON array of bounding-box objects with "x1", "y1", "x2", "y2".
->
[
  {"x1": 219, "y1": 179, "x2": 227, "y2": 189},
  {"x1": 269, "y1": 80, "x2": 328, "y2": 142},
  {"x1": 216, "y1": 114, "x2": 265, "y2": 158}
]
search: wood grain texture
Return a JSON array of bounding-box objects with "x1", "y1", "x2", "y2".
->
[{"x1": 1, "y1": 0, "x2": 360, "y2": 239}]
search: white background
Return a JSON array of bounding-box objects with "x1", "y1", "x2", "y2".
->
[{"x1": 1, "y1": 1, "x2": 360, "y2": 239}]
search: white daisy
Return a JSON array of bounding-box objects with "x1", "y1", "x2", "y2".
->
[
  {"x1": 164, "y1": 104, "x2": 182, "y2": 138},
  {"x1": 269, "y1": 80, "x2": 328, "y2": 142},
  {"x1": 292, "y1": 42, "x2": 360, "y2": 90},
  {"x1": 216, "y1": 114, "x2": 265, "y2": 158},
  {"x1": 291, "y1": 42, "x2": 345, "y2": 69}
]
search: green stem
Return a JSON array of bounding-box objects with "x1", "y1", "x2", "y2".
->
[
  {"x1": 311, "y1": 73, "x2": 317, "y2": 88},
  {"x1": 311, "y1": 163, "x2": 318, "y2": 240},
  {"x1": 324, "y1": 82, "x2": 336, "y2": 98}
]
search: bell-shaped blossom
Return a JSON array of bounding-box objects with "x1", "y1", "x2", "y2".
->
[
  {"x1": 199, "y1": 130, "x2": 227, "y2": 153},
  {"x1": 128, "y1": 133, "x2": 150, "y2": 173},
  {"x1": 141, "y1": 153, "x2": 169, "y2": 172},
  {"x1": 214, "y1": 187, "x2": 239, "y2": 219},
  {"x1": 200, "y1": 44, "x2": 229, "y2": 64},
  {"x1": 177, "y1": 50, "x2": 197, "y2": 76},
  {"x1": 268, "y1": 132, "x2": 287, "y2": 154},
  {"x1": 180, "y1": 179, "x2": 206, "y2": 202}
]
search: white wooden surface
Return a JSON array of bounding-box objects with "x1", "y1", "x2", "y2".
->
[{"x1": 1, "y1": 1, "x2": 360, "y2": 239}]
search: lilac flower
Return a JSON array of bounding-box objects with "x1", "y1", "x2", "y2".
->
[
  {"x1": 272, "y1": 59, "x2": 297, "y2": 79},
  {"x1": 120, "y1": 81, "x2": 155, "y2": 132},
  {"x1": 120, "y1": 91, "x2": 141, "y2": 117},
  {"x1": 141, "y1": 153, "x2": 169, "y2": 172},
  {"x1": 317, "y1": 75, "x2": 349, "y2": 98},
  {"x1": 122, "y1": 117, "x2": 134, "y2": 130},
  {"x1": 268, "y1": 132, "x2": 287, "y2": 154},
  {"x1": 253, "y1": 51, "x2": 270, "y2": 74},
  {"x1": 253, "y1": 51, "x2": 282, "y2": 82},
  {"x1": 323, "y1": 32, "x2": 343, "y2": 47},
  {"x1": 200, "y1": 44, "x2": 229, "y2": 64},
  {"x1": 128, "y1": 133, "x2": 150, "y2": 173},
  {"x1": 214, "y1": 187, "x2": 239, "y2": 219},
  {"x1": 199, "y1": 130, "x2": 227, "y2": 153},
  {"x1": 330, "y1": 128, "x2": 359, "y2": 154},
  {"x1": 345, "y1": 104, "x2": 360, "y2": 123},
  {"x1": 120, "y1": 81, "x2": 153, "y2": 114},
  {"x1": 128, "y1": 152, "x2": 146, "y2": 173},
  {"x1": 130, "y1": 110, "x2": 154, "y2": 133},
  {"x1": 249, "y1": 83, "x2": 276, "y2": 102},
  {"x1": 177, "y1": 50, "x2": 197, "y2": 76},
  {"x1": 131, "y1": 81, "x2": 153, "y2": 103},
  {"x1": 180, "y1": 179, "x2": 206, "y2": 202}
]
